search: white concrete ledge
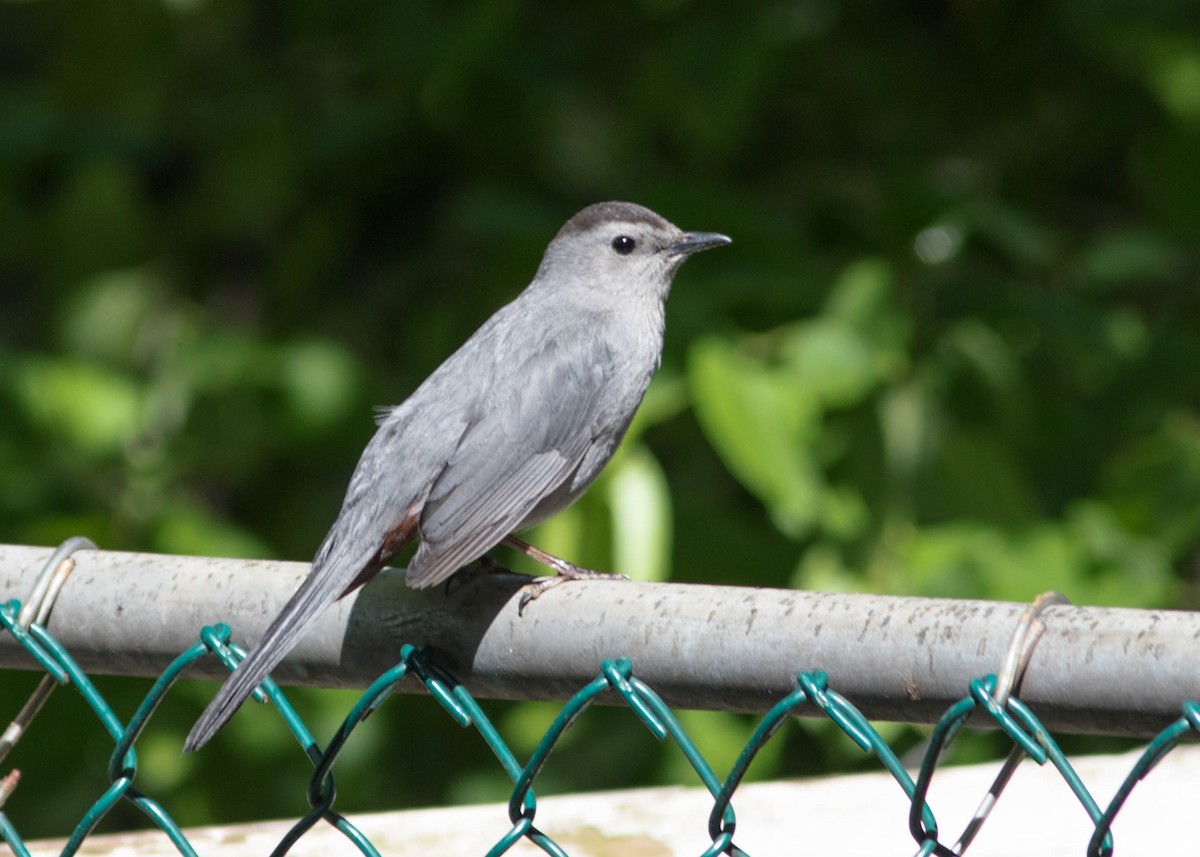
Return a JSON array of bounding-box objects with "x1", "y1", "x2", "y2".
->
[{"x1": 28, "y1": 746, "x2": 1200, "y2": 856}]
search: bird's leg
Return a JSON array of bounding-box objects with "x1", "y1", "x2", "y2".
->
[
  {"x1": 473, "y1": 553, "x2": 511, "y2": 574},
  {"x1": 444, "y1": 552, "x2": 520, "y2": 594},
  {"x1": 500, "y1": 536, "x2": 629, "y2": 614}
]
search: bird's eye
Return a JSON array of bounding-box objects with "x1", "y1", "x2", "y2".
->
[{"x1": 611, "y1": 235, "x2": 636, "y2": 255}]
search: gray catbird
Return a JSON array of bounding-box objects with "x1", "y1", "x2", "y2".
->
[{"x1": 184, "y1": 201, "x2": 730, "y2": 751}]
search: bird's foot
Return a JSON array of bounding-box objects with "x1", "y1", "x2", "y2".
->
[
  {"x1": 517, "y1": 565, "x2": 629, "y2": 615},
  {"x1": 444, "y1": 553, "x2": 522, "y2": 595}
]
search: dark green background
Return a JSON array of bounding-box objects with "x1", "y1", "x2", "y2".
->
[{"x1": 2, "y1": 0, "x2": 1199, "y2": 841}]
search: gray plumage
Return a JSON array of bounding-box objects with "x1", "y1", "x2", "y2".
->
[{"x1": 184, "y1": 201, "x2": 729, "y2": 752}]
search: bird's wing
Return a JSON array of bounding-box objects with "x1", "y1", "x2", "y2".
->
[{"x1": 403, "y1": 334, "x2": 615, "y2": 588}]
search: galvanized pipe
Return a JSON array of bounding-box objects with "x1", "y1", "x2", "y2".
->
[{"x1": 0, "y1": 544, "x2": 1194, "y2": 736}]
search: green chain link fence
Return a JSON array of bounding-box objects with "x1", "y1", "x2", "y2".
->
[{"x1": 0, "y1": 540, "x2": 1196, "y2": 856}]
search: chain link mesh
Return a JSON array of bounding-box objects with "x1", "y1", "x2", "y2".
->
[{"x1": 0, "y1": 547, "x2": 1196, "y2": 856}]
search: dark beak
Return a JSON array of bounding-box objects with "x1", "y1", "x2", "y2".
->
[{"x1": 669, "y1": 231, "x2": 732, "y2": 257}]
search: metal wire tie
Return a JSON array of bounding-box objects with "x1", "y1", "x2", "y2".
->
[
  {"x1": 952, "y1": 590, "x2": 1070, "y2": 854},
  {"x1": 0, "y1": 536, "x2": 97, "y2": 806}
]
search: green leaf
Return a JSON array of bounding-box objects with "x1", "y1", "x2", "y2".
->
[
  {"x1": 1076, "y1": 229, "x2": 1183, "y2": 288},
  {"x1": 780, "y1": 320, "x2": 882, "y2": 409},
  {"x1": 61, "y1": 267, "x2": 166, "y2": 363},
  {"x1": 822, "y1": 258, "x2": 895, "y2": 329},
  {"x1": 280, "y1": 339, "x2": 362, "y2": 429},
  {"x1": 15, "y1": 357, "x2": 142, "y2": 455},
  {"x1": 153, "y1": 503, "x2": 273, "y2": 559},
  {"x1": 891, "y1": 510, "x2": 1172, "y2": 607},
  {"x1": 780, "y1": 258, "x2": 907, "y2": 408},
  {"x1": 1103, "y1": 413, "x2": 1200, "y2": 557},
  {"x1": 689, "y1": 337, "x2": 823, "y2": 538},
  {"x1": 606, "y1": 445, "x2": 673, "y2": 583},
  {"x1": 624, "y1": 372, "x2": 689, "y2": 447}
]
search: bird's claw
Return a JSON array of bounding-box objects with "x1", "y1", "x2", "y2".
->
[{"x1": 516, "y1": 567, "x2": 630, "y2": 616}]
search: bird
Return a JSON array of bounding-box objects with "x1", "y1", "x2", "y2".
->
[{"x1": 184, "y1": 201, "x2": 730, "y2": 751}]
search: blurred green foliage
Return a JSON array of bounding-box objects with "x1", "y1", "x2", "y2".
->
[{"x1": 1, "y1": 0, "x2": 1199, "y2": 840}]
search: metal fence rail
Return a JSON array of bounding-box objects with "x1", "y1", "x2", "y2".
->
[{"x1": 0, "y1": 541, "x2": 1198, "y2": 856}]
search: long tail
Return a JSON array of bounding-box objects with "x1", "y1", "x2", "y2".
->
[{"x1": 183, "y1": 533, "x2": 377, "y2": 752}]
